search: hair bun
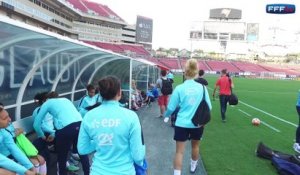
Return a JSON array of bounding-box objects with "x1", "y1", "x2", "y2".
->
[{"x1": 185, "y1": 59, "x2": 198, "y2": 79}]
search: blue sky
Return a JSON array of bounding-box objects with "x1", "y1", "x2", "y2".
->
[{"x1": 91, "y1": 0, "x2": 300, "y2": 50}]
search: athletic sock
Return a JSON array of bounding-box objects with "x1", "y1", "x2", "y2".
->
[
  {"x1": 174, "y1": 169, "x2": 181, "y2": 175},
  {"x1": 39, "y1": 163, "x2": 47, "y2": 175},
  {"x1": 191, "y1": 159, "x2": 198, "y2": 165},
  {"x1": 34, "y1": 164, "x2": 40, "y2": 173}
]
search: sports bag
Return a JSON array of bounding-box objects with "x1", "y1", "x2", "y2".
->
[
  {"x1": 191, "y1": 85, "x2": 211, "y2": 127},
  {"x1": 161, "y1": 78, "x2": 173, "y2": 95},
  {"x1": 228, "y1": 77, "x2": 238, "y2": 105},
  {"x1": 229, "y1": 93, "x2": 238, "y2": 105},
  {"x1": 256, "y1": 142, "x2": 300, "y2": 166},
  {"x1": 272, "y1": 156, "x2": 300, "y2": 175},
  {"x1": 16, "y1": 133, "x2": 39, "y2": 157}
]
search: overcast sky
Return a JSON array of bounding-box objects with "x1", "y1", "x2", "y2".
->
[{"x1": 90, "y1": 0, "x2": 300, "y2": 50}]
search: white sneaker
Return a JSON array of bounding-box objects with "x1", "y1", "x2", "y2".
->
[
  {"x1": 190, "y1": 160, "x2": 198, "y2": 173},
  {"x1": 293, "y1": 143, "x2": 300, "y2": 153}
]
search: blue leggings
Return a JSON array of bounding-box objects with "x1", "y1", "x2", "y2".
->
[{"x1": 56, "y1": 122, "x2": 90, "y2": 175}]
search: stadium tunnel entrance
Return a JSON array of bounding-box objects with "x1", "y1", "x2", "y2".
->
[{"x1": 0, "y1": 17, "x2": 160, "y2": 133}]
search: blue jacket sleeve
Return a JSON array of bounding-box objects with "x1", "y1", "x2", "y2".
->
[
  {"x1": 41, "y1": 114, "x2": 56, "y2": 136},
  {"x1": 164, "y1": 87, "x2": 179, "y2": 117},
  {"x1": 129, "y1": 115, "x2": 145, "y2": 166},
  {"x1": 78, "y1": 97, "x2": 88, "y2": 117},
  {"x1": 0, "y1": 153, "x2": 28, "y2": 175},
  {"x1": 33, "y1": 104, "x2": 48, "y2": 138},
  {"x1": 3, "y1": 131, "x2": 33, "y2": 172},
  {"x1": 78, "y1": 120, "x2": 95, "y2": 155}
]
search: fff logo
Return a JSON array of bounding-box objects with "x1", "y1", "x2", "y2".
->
[{"x1": 266, "y1": 4, "x2": 296, "y2": 14}]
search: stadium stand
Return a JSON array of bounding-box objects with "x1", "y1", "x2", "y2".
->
[
  {"x1": 66, "y1": 0, "x2": 125, "y2": 21},
  {"x1": 82, "y1": 41, "x2": 150, "y2": 57},
  {"x1": 159, "y1": 58, "x2": 181, "y2": 69},
  {"x1": 231, "y1": 61, "x2": 269, "y2": 73},
  {"x1": 148, "y1": 58, "x2": 299, "y2": 77},
  {"x1": 82, "y1": 0, "x2": 110, "y2": 17},
  {"x1": 259, "y1": 65, "x2": 299, "y2": 76},
  {"x1": 198, "y1": 60, "x2": 211, "y2": 71},
  {"x1": 206, "y1": 60, "x2": 240, "y2": 72},
  {"x1": 66, "y1": 0, "x2": 88, "y2": 12},
  {"x1": 102, "y1": 5, "x2": 124, "y2": 21}
]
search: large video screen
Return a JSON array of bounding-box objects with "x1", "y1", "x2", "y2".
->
[
  {"x1": 204, "y1": 21, "x2": 246, "y2": 34},
  {"x1": 136, "y1": 16, "x2": 153, "y2": 43}
]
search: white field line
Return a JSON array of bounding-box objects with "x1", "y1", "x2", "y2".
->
[
  {"x1": 238, "y1": 109, "x2": 251, "y2": 117},
  {"x1": 238, "y1": 109, "x2": 281, "y2": 132},
  {"x1": 239, "y1": 100, "x2": 297, "y2": 128},
  {"x1": 207, "y1": 86, "x2": 297, "y2": 128},
  {"x1": 260, "y1": 121, "x2": 281, "y2": 133}
]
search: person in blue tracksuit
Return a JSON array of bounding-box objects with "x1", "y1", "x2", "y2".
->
[
  {"x1": 293, "y1": 90, "x2": 300, "y2": 153},
  {"x1": 33, "y1": 91, "x2": 90, "y2": 175},
  {"x1": 32, "y1": 92, "x2": 55, "y2": 160},
  {"x1": 78, "y1": 76, "x2": 146, "y2": 175},
  {"x1": 32, "y1": 92, "x2": 80, "y2": 172},
  {"x1": 0, "y1": 107, "x2": 36, "y2": 175},
  {"x1": 0, "y1": 103, "x2": 47, "y2": 175},
  {"x1": 164, "y1": 59, "x2": 212, "y2": 175},
  {"x1": 78, "y1": 84, "x2": 102, "y2": 117}
]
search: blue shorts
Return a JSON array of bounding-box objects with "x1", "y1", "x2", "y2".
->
[{"x1": 174, "y1": 126, "x2": 204, "y2": 141}]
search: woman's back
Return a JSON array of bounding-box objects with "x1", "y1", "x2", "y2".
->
[
  {"x1": 79, "y1": 100, "x2": 145, "y2": 175},
  {"x1": 167, "y1": 79, "x2": 211, "y2": 128}
]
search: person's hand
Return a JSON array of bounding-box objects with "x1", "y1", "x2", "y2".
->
[
  {"x1": 164, "y1": 117, "x2": 169, "y2": 123},
  {"x1": 15, "y1": 128, "x2": 24, "y2": 136},
  {"x1": 25, "y1": 169, "x2": 36, "y2": 175},
  {"x1": 46, "y1": 135, "x2": 55, "y2": 142}
]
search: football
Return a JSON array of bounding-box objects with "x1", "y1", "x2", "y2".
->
[{"x1": 252, "y1": 118, "x2": 261, "y2": 126}]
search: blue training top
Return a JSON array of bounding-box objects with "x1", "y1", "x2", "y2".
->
[
  {"x1": 34, "y1": 98, "x2": 82, "y2": 138},
  {"x1": 164, "y1": 79, "x2": 212, "y2": 128},
  {"x1": 297, "y1": 90, "x2": 300, "y2": 107},
  {"x1": 78, "y1": 94, "x2": 102, "y2": 117},
  {"x1": 78, "y1": 100, "x2": 145, "y2": 175},
  {"x1": 32, "y1": 107, "x2": 55, "y2": 136},
  {"x1": 0, "y1": 129, "x2": 33, "y2": 175}
]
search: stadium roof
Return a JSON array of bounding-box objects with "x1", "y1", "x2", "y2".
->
[{"x1": 0, "y1": 16, "x2": 161, "y2": 118}]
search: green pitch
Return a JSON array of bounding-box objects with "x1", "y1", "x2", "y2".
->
[{"x1": 173, "y1": 74, "x2": 300, "y2": 175}]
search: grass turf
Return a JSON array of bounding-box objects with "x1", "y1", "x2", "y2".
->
[{"x1": 173, "y1": 74, "x2": 299, "y2": 175}]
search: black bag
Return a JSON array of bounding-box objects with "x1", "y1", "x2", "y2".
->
[
  {"x1": 272, "y1": 156, "x2": 300, "y2": 175},
  {"x1": 256, "y1": 142, "x2": 300, "y2": 166},
  {"x1": 191, "y1": 85, "x2": 211, "y2": 127},
  {"x1": 229, "y1": 93, "x2": 238, "y2": 105},
  {"x1": 228, "y1": 77, "x2": 238, "y2": 105},
  {"x1": 161, "y1": 78, "x2": 173, "y2": 95},
  {"x1": 256, "y1": 142, "x2": 276, "y2": 160}
]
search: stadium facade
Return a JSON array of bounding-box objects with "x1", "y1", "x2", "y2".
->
[
  {"x1": 0, "y1": 0, "x2": 153, "y2": 55},
  {"x1": 189, "y1": 7, "x2": 299, "y2": 61},
  {"x1": 189, "y1": 8, "x2": 259, "y2": 59}
]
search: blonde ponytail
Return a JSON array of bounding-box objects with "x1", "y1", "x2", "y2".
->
[{"x1": 184, "y1": 59, "x2": 198, "y2": 79}]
